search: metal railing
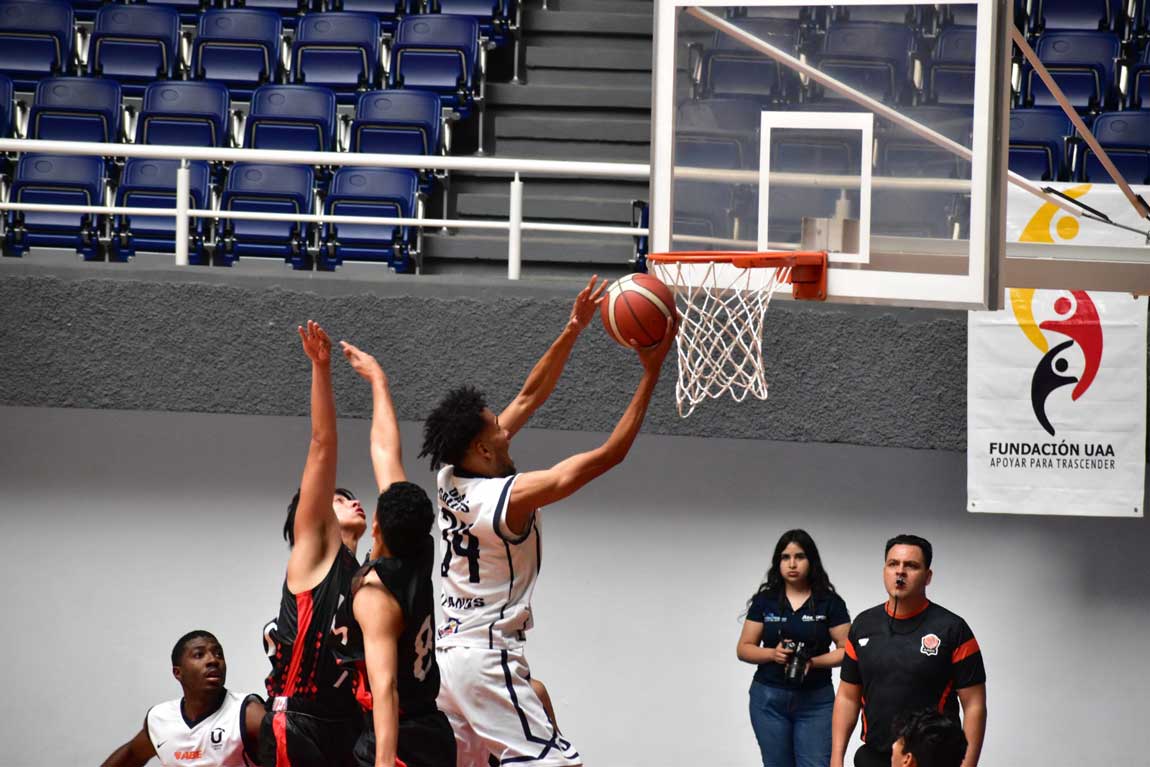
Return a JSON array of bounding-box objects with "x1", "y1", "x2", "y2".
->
[{"x1": 0, "y1": 138, "x2": 651, "y2": 279}]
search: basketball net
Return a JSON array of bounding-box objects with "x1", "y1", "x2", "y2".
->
[{"x1": 654, "y1": 260, "x2": 790, "y2": 417}]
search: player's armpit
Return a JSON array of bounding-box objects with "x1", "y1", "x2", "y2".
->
[
  {"x1": 99, "y1": 727, "x2": 157, "y2": 767},
  {"x1": 506, "y1": 449, "x2": 618, "y2": 533},
  {"x1": 354, "y1": 575, "x2": 404, "y2": 767}
]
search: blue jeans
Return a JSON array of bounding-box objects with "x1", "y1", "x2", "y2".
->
[{"x1": 748, "y1": 681, "x2": 834, "y2": 767}]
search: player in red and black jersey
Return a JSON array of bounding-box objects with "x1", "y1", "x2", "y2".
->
[
  {"x1": 831, "y1": 535, "x2": 987, "y2": 767},
  {"x1": 335, "y1": 343, "x2": 455, "y2": 767},
  {"x1": 259, "y1": 321, "x2": 368, "y2": 767}
]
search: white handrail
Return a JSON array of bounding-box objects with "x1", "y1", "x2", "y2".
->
[
  {"x1": 0, "y1": 138, "x2": 652, "y2": 275},
  {"x1": 0, "y1": 138, "x2": 651, "y2": 179}
]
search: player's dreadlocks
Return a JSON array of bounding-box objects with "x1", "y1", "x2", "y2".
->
[{"x1": 420, "y1": 385, "x2": 488, "y2": 470}]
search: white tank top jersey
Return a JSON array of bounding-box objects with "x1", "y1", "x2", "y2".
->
[
  {"x1": 436, "y1": 466, "x2": 541, "y2": 650},
  {"x1": 145, "y1": 689, "x2": 253, "y2": 767}
]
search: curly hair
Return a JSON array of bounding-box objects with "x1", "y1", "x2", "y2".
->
[
  {"x1": 376, "y1": 481, "x2": 434, "y2": 559},
  {"x1": 892, "y1": 709, "x2": 967, "y2": 767},
  {"x1": 747, "y1": 529, "x2": 837, "y2": 612},
  {"x1": 420, "y1": 385, "x2": 488, "y2": 470}
]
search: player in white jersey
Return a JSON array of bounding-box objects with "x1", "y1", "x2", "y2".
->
[
  {"x1": 419, "y1": 276, "x2": 675, "y2": 767},
  {"x1": 101, "y1": 631, "x2": 264, "y2": 767}
]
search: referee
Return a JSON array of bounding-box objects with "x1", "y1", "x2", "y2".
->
[{"x1": 830, "y1": 535, "x2": 987, "y2": 767}]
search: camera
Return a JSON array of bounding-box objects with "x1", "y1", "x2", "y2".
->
[{"x1": 783, "y1": 638, "x2": 811, "y2": 685}]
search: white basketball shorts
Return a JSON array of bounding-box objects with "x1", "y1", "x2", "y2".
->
[{"x1": 436, "y1": 645, "x2": 581, "y2": 767}]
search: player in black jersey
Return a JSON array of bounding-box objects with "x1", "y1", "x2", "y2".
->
[
  {"x1": 831, "y1": 535, "x2": 987, "y2": 767},
  {"x1": 338, "y1": 343, "x2": 455, "y2": 767},
  {"x1": 260, "y1": 321, "x2": 368, "y2": 767}
]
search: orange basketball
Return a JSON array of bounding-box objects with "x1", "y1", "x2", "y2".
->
[{"x1": 600, "y1": 273, "x2": 678, "y2": 348}]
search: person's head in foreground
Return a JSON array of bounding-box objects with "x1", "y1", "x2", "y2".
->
[{"x1": 890, "y1": 708, "x2": 967, "y2": 767}]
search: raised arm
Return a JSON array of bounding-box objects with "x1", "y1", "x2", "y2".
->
[
  {"x1": 504, "y1": 317, "x2": 674, "y2": 534},
  {"x1": 99, "y1": 727, "x2": 156, "y2": 767},
  {"x1": 287, "y1": 321, "x2": 341, "y2": 589},
  {"x1": 342, "y1": 342, "x2": 405, "y2": 492},
  {"x1": 353, "y1": 573, "x2": 405, "y2": 767},
  {"x1": 498, "y1": 275, "x2": 607, "y2": 438}
]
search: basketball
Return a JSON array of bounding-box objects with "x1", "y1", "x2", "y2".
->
[{"x1": 600, "y1": 273, "x2": 678, "y2": 348}]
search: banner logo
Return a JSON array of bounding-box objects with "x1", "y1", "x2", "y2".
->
[
  {"x1": 1019, "y1": 184, "x2": 1090, "y2": 244},
  {"x1": 1010, "y1": 289, "x2": 1103, "y2": 436}
]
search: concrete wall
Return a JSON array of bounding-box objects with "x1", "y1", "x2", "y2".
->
[
  {"x1": 1, "y1": 406, "x2": 1147, "y2": 767},
  {"x1": 0, "y1": 258, "x2": 969, "y2": 450}
]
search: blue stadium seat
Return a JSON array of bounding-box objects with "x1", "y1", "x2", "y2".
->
[
  {"x1": 676, "y1": 98, "x2": 763, "y2": 171},
  {"x1": 1130, "y1": 41, "x2": 1150, "y2": 109},
  {"x1": 389, "y1": 15, "x2": 481, "y2": 116},
  {"x1": 232, "y1": 0, "x2": 308, "y2": 26},
  {"x1": 192, "y1": 9, "x2": 283, "y2": 98},
  {"x1": 219, "y1": 163, "x2": 314, "y2": 268},
  {"x1": 832, "y1": 4, "x2": 919, "y2": 26},
  {"x1": 326, "y1": 0, "x2": 416, "y2": 34},
  {"x1": 136, "y1": 81, "x2": 231, "y2": 147},
  {"x1": 0, "y1": 0, "x2": 75, "y2": 88},
  {"x1": 815, "y1": 22, "x2": 917, "y2": 105},
  {"x1": 1022, "y1": 31, "x2": 1121, "y2": 112},
  {"x1": 141, "y1": 0, "x2": 210, "y2": 25},
  {"x1": 89, "y1": 5, "x2": 181, "y2": 95},
  {"x1": 767, "y1": 130, "x2": 861, "y2": 243},
  {"x1": 6, "y1": 154, "x2": 106, "y2": 260},
  {"x1": 111, "y1": 159, "x2": 212, "y2": 263},
  {"x1": 1008, "y1": 108, "x2": 1073, "y2": 181},
  {"x1": 926, "y1": 26, "x2": 975, "y2": 106},
  {"x1": 1077, "y1": 112, "x2": 1150, "y2": 184},
  {"x1": 244, "y1": 84, "x2": 337, "y2": 151},
  {"x1": 291, "y1": 12, "x2": 382, "y2": 100},
  {"x1": 0, "y1": 75, "x2": 13, "y2": 138},
  {"x1": 874, "y1": 108, "x2": 971, "y2": 239},
  {"x1": 70, "y1": 0, "x2": 103, "y2": 23},
  {"x1": 431, "y1": 0, "x2": 512, "y2": 44},
  {"x1": 1030, "y1": 0, "x2": 1112, "y2": 32},
  {"x1": 27, "y1": 77, "x2": 122, "y2": 144},
  {"x1": 699, "y1": 18, "x2": 800, "y2": 103},
  {"x1": 351, "y1": 89, "x2": 442, "y2": 154},
  {"x1": 320, "y1": 167, "x2": 421, "y2": 272}
]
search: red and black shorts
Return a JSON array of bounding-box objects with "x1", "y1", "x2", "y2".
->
[{"x1": 259, "y1": 707, "x2": 362, "y2": 767}]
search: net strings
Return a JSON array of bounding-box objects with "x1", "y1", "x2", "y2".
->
[{"x1": 660, "y1": 261, "x2": 788, "y2": 418}]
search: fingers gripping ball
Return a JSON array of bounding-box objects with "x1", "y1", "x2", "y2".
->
[{"x1": 600, "y1": 273, "x2": 678, "y2": 348}]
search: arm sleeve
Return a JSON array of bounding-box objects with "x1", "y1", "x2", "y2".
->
[
  {"x1": 840, "y1": 623, "x2": 862, "y2": 685},
  {"x1": 828, "y1": 593, "x2": 850, "y2": 626},
  {"x1": 746, "y1": 593, "x2": 765, "y2": 623},
  {"x1": 950, "y1": 618, "x2": 986, "y2": 688}
]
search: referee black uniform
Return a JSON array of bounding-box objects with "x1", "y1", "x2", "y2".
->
[{"x1": 841, "y1": 601, "x2": 986, "y2": 767}]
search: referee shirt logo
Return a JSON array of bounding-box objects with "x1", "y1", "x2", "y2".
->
[{"x1": 920, "y1": 633, "x2": 941, "y2": 656}]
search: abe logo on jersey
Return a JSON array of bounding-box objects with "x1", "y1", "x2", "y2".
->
[{"x1": 920, "y1": 633, "x2": 941, "y2": 656}]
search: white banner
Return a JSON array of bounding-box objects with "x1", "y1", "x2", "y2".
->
[
  {"x1": 968, "y1": 290, "x2": 1147, "y2": 517},
  {"x1": 1007, "y1": 182, "x2": 1150, "y2": 248}
]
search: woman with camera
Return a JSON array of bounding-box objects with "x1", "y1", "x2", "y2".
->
[{"x1": 737, "y1": 529, "x2": 851, "y2": 767}]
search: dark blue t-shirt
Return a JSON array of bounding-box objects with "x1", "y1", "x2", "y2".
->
[{"x1": 746, "y1": 590, "x2": 851, "y2": 690}]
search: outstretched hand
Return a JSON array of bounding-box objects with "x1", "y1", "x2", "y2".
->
[
  {"x1": 568, "y1": 274, "x2": 609, "y2": 331},
  {"x1": 340, "y1": 340, "x2": 386, "y2": 385},
  {"x1": 298, "y1": 320, "x2": 332, "y2": 365},
  {"x1": 633, "y1": 315, "x2": 677, "y2": 374}
]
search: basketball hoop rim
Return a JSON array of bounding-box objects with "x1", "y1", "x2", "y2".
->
[{"x1": 648, "y1": 250, "x2": 827, "y2": 269}]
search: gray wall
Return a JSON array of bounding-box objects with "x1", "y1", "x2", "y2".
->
[
  {"x1": 1, "y1": 406, "x2": 1146, "y2": 767},
  {"x1": 0, "y1": 259, "x2": 969, "y2": 450}
]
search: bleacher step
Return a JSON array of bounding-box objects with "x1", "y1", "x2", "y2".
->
[
  {"x1": 493, "y1": 110, "x2": 651, "y2": 142},
  {"x1": 454, "y1": 191, "x2": 639, "y2": 222},
  {"x1": 424, "y1": 231, "x2": 637, "y2": 265},
  {"x1": 487, "y1": 82, "x2": 651, "y2": 109},
  {"x1": 548, "y1": 0, "x2": 655, "y2": 13},
  {"x1": 522, "y1": 9, "x2": 653, "y2": 35},
  {"x1": 525, "y1": 45, "x2": 652, "y2": 71},
  {"x1": 492, "y1": 137, "x2": 650, "y2": 162}
]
